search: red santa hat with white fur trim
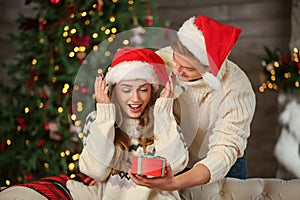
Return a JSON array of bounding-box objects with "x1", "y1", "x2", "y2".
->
[
  {"x1": 177, "y1": 15, "x2": 242, "y2": 89},
  {"x1": 105, "y1": 47, "x2": 168, "y2": 89}
]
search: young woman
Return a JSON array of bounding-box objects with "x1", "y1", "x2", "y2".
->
[{"x1": 66, "y1": 47, "x2": 188, "y2": 200}]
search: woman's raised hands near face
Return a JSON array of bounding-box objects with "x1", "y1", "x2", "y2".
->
[{"x1": 94, "y1": 75, "x2": 111, "y2": 104}]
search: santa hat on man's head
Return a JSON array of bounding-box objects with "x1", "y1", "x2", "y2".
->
[
  {"x1": 106, "y1": 47, "x2": 168, "y2": 89},
  {"x1": 177, "y1": 15, "x2": 242, "y2": 89}
]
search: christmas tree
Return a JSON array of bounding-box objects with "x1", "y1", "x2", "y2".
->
[{"x1": 0, "y1": 0, "x2": 158, "y2": 186}]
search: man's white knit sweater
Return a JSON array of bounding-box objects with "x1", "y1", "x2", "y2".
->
[
  {"x1": 174, "y1": 59, "x2": 256, "y2": 183},
  {"x1": 67, "y1": 98, "x2": 189, "y2": 200}
]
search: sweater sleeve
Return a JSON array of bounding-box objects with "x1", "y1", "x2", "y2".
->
[
  {"x1": 197, "y1": 62, "x2": 256, "y2": 183},
  {"x1": 153, "y1": 98, "x2": 189, "y2": 174},
  {"x1": 79, "y1": 103, "x2": 116, "y2": 181}
]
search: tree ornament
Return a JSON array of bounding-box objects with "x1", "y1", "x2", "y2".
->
[
  {"x1": 39, "y1": 18, "x2": 46, "y2": 31},
  {"x1": 145, "y1": 8, "x2": 153, "y2": 26},
  {"x1": 97, "y1": 0, "x2": 104, "y2": 11},
  {"x1": 49, "y1": 0, "x2": 61, "y2": 6}
]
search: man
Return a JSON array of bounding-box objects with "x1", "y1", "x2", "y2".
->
[{"x1": 130, "y1": 15, "x2": 256, "y2": 199}]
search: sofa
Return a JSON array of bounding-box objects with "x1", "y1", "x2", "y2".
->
[
  {"x1": 180, "y1": 177, "x2": 300, "y2": 200},
  {"x1": 1, "y1": 177, "x2": 300, "y2": 200}
]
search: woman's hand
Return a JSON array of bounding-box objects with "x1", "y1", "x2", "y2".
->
[
  {"x1": 94, "y1": 75, "x2": 110, "y2": 104},
  {"x1": 160, "y1": 72, "x2": 176, "y2": 98},
  {"x1": 129, "y1": 164, "x2": 179, "y2": 191}
]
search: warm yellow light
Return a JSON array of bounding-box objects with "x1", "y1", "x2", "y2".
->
[
  {"x1": 72, "y1": 153, "x2": 80, "y2": 161},
  {"x1": 92, "y1": 33, "x2": 99, "y2": 38},
  {"x1": 70, "y1": 174, "x2": 76, "y2": 179},
  {"x1": 17, "y1": 125, "x2": 22, "y2": 131},
  {"x1": 270, "y1": 69, "x2": 275, "y2": 75},
  {"x1": 69, "y1": 52, "x2": 75, "y2": 57},
  {"x1": 71, "y1": 114, "x2": 77, "y2": 120},
  {"x1": 284, "y1": 72, "x2": 291, "y2": 78},
  {"x1": 25, "y1": 140, "x2": 30, "y2": 145},
  {"x1": 109, "y1": 16, "x2": 116, "y2": 22},
  {"x1": 34, "y1": 75, "x2": 39, "y2": 81},
  {"x1": 64, "y1": 83, "x2": 69, "y2": 89},
  {"x1": 5, "y1": 180, "x2": 10, "y2": 186},
  {"x1": 295, "y1": 81, "x2": 299, "y2": 87},
  {"x1": 54, "y1": 65, "x2": 60, "y2": 71},
  {"x1": 69, "y1": 163, "x2": 75, "y2": 171},
  {"x1": 62, "y1": 88, "x2": 68, "y2": 94},
  {"x1": 39, "y1": 102, "x2": 44, "y2": 108},
  {"x1": 105, "y1": 51, "x2": 111, "y2": 57},
  {"x1": 79, "y1": 46, "x2": 86, "y2": 52},
  {"x1": 271, "y1": 76, "x2": 276, "y2": 81},
  {"x1": 259, "y1": 86, "x2": 264, "y2": 93},
  {"x1": 107, "y1": 37, "x2": 113, "y2": 43},
  {"x1": 64, "y1": 26, "x2": 70, "y2": 31},
  {"x1": 65, "y1": 150, "x2": 71, "y2": 156},
  {"x1": 93, "y1": 45, "x2": 99, "y2": 51},
  {"x1": 111, "y1": 27, "x2": 117, "y2": 33},
  {"x1": 39, "y1": 38, "x2": 45, "y2": 43},
  {"x1": 66, "y1": 37, "x2": 72, "y2": 43},
  {"x1": 274, "y1": 61, "x2": 279, "y2": 67},
  {"x1": 75, "y1": 120, "x2": 81, "y2": 126},
  {"x1": 70, "y1": 28, "x2": 77, "y2": 34},
  {"x1": 267, "y1": 82, "x2": 273, "y2": 89},
  {"x1": 43, "y1": 148, "x2": 48, "y2": 153},
  {"x1": 85, "y1": 20, "x2": 90, "y2": 25},
  {"x1": 24, "y1": 107, "x2": 30, "y2": 113},
  {"x1": 105, "y1": 29, "x2": 110, "y2": 35},
  {"x1": 60, "y1": 152, "x2": 65, "y2": 157},
  {"x1": 128, "y1": 0, "x2": 134, "y2": 5},
  {"x1": 52, "y1": 77, "x2": 57, "y2": 83},
  {"x1": 7, "y1": 139, "x2": 11, "y2": 145},
  {"x1": 81, "y1": 11, "x2": 87, "y2": 17},
  {"x1": 74, "y1": 47, "x2": 79, "y2": 52},
  {"x1": 123, "y1": 39, "x2": 129, "y2": 45},
  {"x1": 78, "y1": 132, "x2": 83, "y2": 139},
  {"x1": 32, "y1": 59, "x2": 37, "y2": 65},
  {"x1": 44, "y1": 162, "x2": 49, "y2": 168},
  {"x1": 101, "y1": 26, "x2": 106, "y2": 31},
  {"x1": 58, "y1": 107, "x2": 63, "y2": 113},
  {"x1": 293, "y1": 47, "x2": 298, "y2": 53},
  {"x1": 63, "y1": 31, "x2": 68, "y2": 37}
]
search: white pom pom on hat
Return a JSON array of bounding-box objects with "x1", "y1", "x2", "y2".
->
[
  {"x1": 177, "y1": 15, "x2": 242, "y2": 90},
  {"x1": 105, "y1": 47, "x2": 168, "y2": 89}
]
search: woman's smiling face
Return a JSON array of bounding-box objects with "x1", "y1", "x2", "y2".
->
[{"x1": 115, "y1": 79, "x2": 152, "y2": 119}]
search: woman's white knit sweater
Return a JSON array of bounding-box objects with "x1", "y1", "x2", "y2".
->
[
  {"x1": 175, "y1": 59, "x2": 256, "y2": 183},
  {"x1": 67, "y1": 98, "x2": 188, "y2": 200}
]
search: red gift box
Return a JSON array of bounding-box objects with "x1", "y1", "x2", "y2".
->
[{"x1": 131, "y1": 155, "x2": 167, "y2": 177}]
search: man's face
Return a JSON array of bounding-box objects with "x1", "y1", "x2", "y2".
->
[{"x1": 172, "y1": 52, "x2": 208, "y2": 82}]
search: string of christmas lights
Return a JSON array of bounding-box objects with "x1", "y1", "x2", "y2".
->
[{"x1": 259, "y1": 47, "x2": 300, "y2": 93}]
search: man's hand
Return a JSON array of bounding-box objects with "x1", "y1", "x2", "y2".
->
[
  {"x1": 160, "y1": 72, "x2": 176, "y2": 98},
  {"x1": 129, "y1": 164, "x2": 178, "y2": 191}
]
